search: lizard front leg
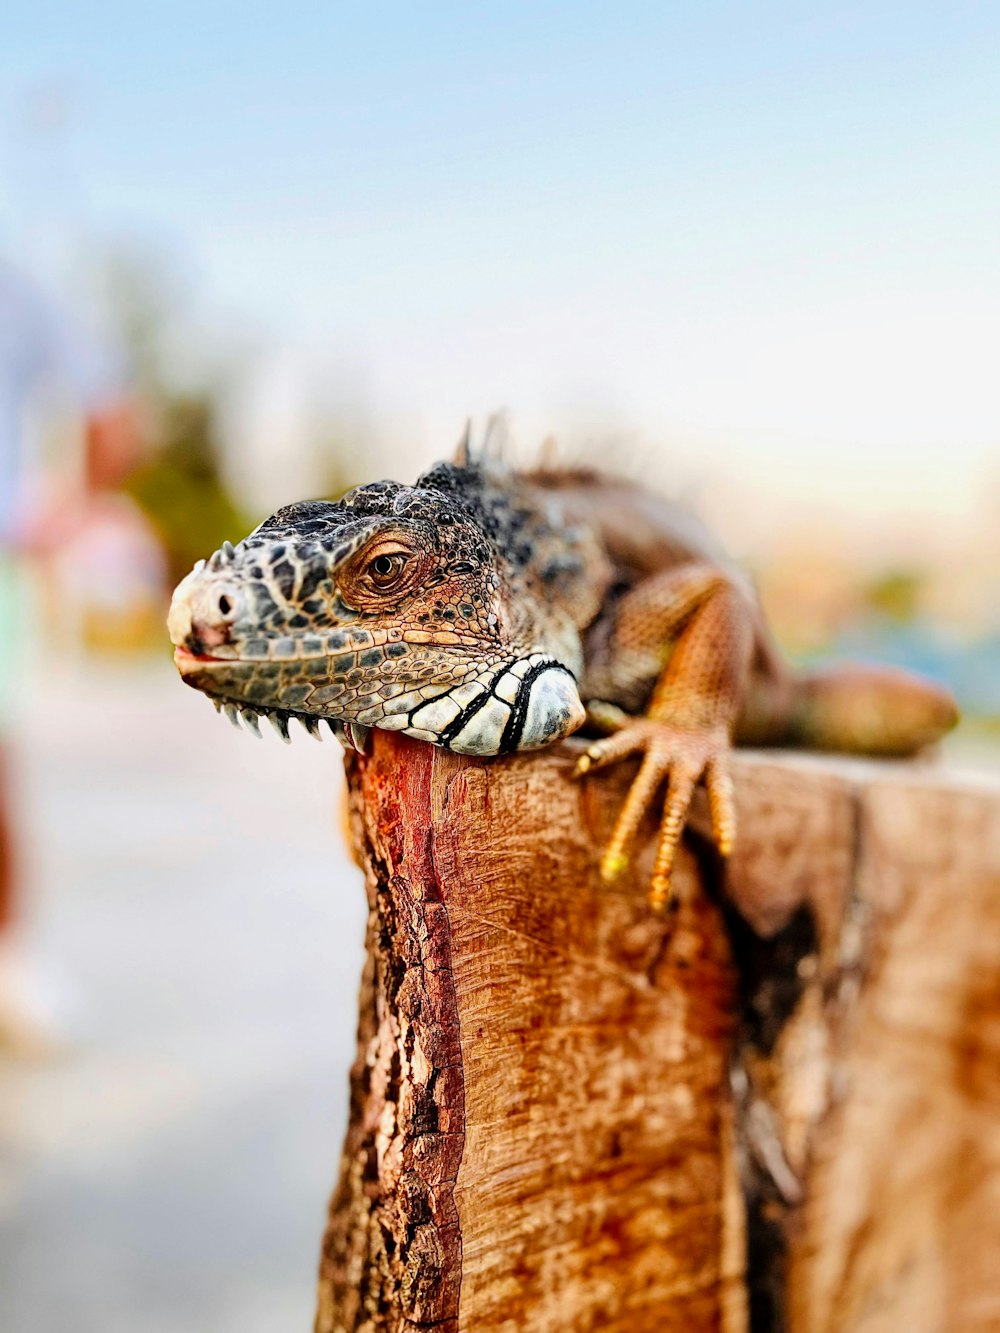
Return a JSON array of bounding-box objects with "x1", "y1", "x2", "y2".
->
[{"x1": 576, "y1": 564, "x2": 754, "y2": 911}]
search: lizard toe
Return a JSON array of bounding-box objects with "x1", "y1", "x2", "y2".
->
[{"x1": 578, "y1": 718, "x2": 735, "y2": 910}]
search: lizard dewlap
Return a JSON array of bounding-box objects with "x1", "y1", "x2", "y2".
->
[{"x1": 169, "y1": 449, "x2": 958, "y2": 910}]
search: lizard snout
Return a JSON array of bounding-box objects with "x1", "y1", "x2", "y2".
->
[{"x1": 168, "y1": 565, "x2": 244, "y2": 657}]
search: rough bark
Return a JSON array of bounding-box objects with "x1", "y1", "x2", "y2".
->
[{"x1": 316, "y1": 734, "x2": 1000, "y2": 1333}]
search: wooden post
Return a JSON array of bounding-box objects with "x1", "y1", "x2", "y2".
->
[{"x1": 315, "y1": 733, "x2": 1000, "y2": 1333}]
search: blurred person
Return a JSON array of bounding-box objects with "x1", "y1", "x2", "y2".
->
[{"x1": 0, "y1": 256, "x2": 140, "y2": 1052}]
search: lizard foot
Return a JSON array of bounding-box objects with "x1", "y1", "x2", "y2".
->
[{"x1": 574, "y1": 720, "x2": 735, "y2": 912}]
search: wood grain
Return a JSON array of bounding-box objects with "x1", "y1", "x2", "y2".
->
[{"x1": 316, "y1": 735, "x2": 1000, "y2": 1333}]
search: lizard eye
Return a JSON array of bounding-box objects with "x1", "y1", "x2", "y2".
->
[
  {"x1": 366, "y1": 552, "x2": 408, "y2": 587},
  {"x1": 339, "y1": 540, "x2": 422, "y2": 605}
]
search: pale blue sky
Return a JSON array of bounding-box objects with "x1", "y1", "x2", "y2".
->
[{"x1": 3, "y1": 3, "x2": 1000, "y2": 534}]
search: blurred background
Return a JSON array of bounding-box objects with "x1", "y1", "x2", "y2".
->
[{"x1": 1, "y1": 4, "x2": 998, "y2": 1330}]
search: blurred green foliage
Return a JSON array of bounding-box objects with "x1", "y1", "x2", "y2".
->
[
  {"x1": 90, "y1": 247, "x2": 252, "y2": 583},
  {"x1": 94, "y1": 246, "x2": 368, "y2": 582},
  {"x1": 860, "y1": 569, "x2": 926, "y2": 625},
  {"x1": 124, "y1": 395, "x2": 252, "y2": 587}
]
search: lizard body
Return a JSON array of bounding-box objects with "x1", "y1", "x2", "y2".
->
[{"x1": 168, "y1": 448, "x2": 958, "y2": 908}]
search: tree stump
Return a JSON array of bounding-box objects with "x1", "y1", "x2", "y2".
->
[{"x1": 315, "y1": 733, "x2": 1000, "y2": 1333}]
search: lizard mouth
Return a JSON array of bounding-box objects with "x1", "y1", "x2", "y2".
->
[
  {"x1": 174, "y1": 645, "x2": 239, "y2": 672},
  {"x1": 173, "y1": 645, "x2": 370, "y2": 749}
]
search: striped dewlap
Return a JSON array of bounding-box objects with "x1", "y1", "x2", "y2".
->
[{"x1": 397, "y1": 655, "x2": 581, "y2": 756}]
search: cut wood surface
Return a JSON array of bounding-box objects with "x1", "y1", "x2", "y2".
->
[{"x1": 315, "y1": 733, "x2": 1000, "y2": 1333}]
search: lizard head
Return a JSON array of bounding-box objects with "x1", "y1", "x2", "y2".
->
[{"x1": 167, "y1": 462, "x2": 586, "y2": 754}]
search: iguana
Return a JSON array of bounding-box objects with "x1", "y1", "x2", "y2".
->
[{"x1": 168, "y1": 441, "x2": 957, "y2": 910}]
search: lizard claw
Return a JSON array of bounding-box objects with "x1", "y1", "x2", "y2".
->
[{"x1": 576, "y1": 719, "x2": 735, "y2": 912}]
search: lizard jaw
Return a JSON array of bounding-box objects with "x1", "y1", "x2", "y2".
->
[
  {"x1": 176, "y1": 645, "x2": 583, "y2": 758},
  {"x1": 174, "y1": 646, "x2": 237, "y2": 673},
  {"x1": 199, "y1": 691, "x2": 371, "y2": 750}
]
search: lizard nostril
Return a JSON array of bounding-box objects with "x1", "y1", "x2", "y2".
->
[{"x1": 218, "y1": 594, "x2": 233, "y2": 617}]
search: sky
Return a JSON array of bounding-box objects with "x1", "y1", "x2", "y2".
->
[{"x1": 2, "y1": 2, "x2": 999, "y2": 540}]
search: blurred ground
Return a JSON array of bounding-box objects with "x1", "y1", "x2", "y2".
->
[{"x1": 0, "y1": 657, "x2": 366, "y2": 1333}]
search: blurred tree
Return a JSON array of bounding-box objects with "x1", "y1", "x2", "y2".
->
[
  {"x1": 123, "y1": 393, "x2": 252, "y2": 587},
  {"x1": 86, "y1": 245, "x2": 253, "y2": 584},
  {"x1": 861, "y1": 569, "x2": 926, "y2": 625},
  {"x1": 313, "y1": 414, "x2": 367, "y2": 504},
  {"x1": 88, "y1": 244, "x2": 380, "y2": 580}
]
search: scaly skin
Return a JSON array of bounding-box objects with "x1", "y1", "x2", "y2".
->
[{"x1": 168, "y1": 451, "x2": 959, "y2": 910}]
